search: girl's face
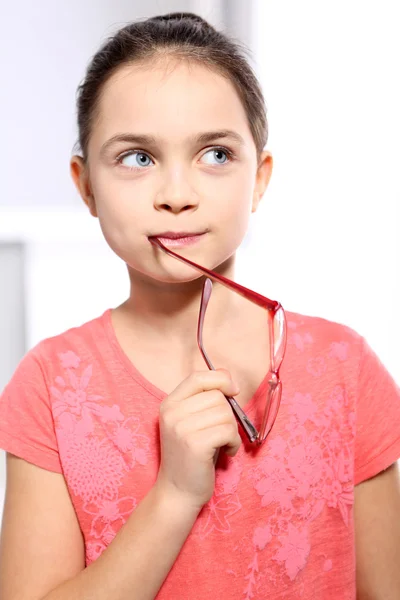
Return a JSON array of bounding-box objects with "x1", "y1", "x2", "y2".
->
[{"x1": 71, "y1": 59, "x2": 272, "y2": 284}]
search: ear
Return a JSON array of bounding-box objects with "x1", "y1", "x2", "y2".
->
[
  {"x1": 252, "y1": 151, "x2": 273, "y2": 213},
  {"x1": 70, "y1": 155, "x2": 98, "y2": 217}
]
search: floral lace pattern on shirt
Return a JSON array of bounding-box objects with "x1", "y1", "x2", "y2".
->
[
  {"x1": 193, "y1": 321, "x2": 356, "y2": 597},
  {"x1": 49, "y1": 317, "x2": 357, "y2": 592},
  {"x1": 50, "y1": 350, "x2": 151, "y2": 563}
]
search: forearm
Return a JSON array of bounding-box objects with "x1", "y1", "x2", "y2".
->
[{"x1": 41, "y1": 482, "x2": 201, "y2": 600}]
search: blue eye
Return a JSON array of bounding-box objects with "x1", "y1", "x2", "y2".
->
[
  {"x1": 201, "y1": 148, "x2": 230, "y2": 165},
  {"x1": 118, "y1": 151, "x2": 153, "y2": 169},
  {"x1": 116, "y1": 146, "x2": 234, "y2": 170}
]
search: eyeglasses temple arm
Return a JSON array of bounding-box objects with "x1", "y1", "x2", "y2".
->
[
  {"x1": 148, "y1": 236, "x2": 279, "y2": 311},
  {"x1": 197, "y1": 278, "x2": 259, "y2": 444}
]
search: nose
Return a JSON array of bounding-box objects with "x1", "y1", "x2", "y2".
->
[{"x1": 154, "y1": 166, "x2": 199, "y2": 214}]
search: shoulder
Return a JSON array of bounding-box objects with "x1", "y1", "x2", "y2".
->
[
  {"x1": 31, "y1": 308, "x2": 110, "y2": 369},
  {"x1": 284, "y1": 308, "x2": 364, "y2": 359},
  {"x1": 17, "y1": 309, "x2": 110, "y2": 380}
]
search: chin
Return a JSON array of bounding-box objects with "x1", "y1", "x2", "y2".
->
[{"x1": 126, "y1": 261, "x2": 206, "y2": 285}]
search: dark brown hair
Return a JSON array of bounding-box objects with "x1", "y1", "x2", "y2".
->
[{"x1": 74, "y1": 12, "x2": 268, "y2": 163}]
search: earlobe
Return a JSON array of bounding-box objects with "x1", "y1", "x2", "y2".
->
[
  {"x1": 252, "y1": 151, "x2": 273, "y2": 213},
  {"x1": 251, "y1": 193, "x2": 261, "y2": 213},
  {"x1": 70, "y1": 155, "x2": 97, "y2": 217}
]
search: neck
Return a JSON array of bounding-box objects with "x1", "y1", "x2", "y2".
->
[{"x1": 116, "y1": 254, "x2": 245, "y2": 348}]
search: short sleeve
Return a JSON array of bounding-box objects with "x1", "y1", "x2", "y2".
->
[
  {"x1": 0, "y1": 346, "x2": 62, "y2": 473},
  {"x1": 354, "y1": 336, "x2": 400, "y2": 485}
]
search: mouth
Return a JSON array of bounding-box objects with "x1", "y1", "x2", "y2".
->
[{"x1": 148, "y1": 231, "x2": 208, "y2": 247}]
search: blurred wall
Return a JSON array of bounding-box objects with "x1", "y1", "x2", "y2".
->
[
  {"x1": 0, "y1": 244, "x2": 26, "y2": 390},
  {"x1": 0, "y1": 244, "x2": 26, "y2": 502}
]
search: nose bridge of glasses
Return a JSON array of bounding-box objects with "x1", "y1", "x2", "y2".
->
[{"x1": 269, "y1": 371, "x2": 279, "y2": 386}]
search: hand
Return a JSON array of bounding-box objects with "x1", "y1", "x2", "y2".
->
[{"x1": 156, "y1": 368, "x2": 241, "y2": 510}]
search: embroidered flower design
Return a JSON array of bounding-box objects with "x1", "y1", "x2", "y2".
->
[
  {"x1": 111, "y1": 416, "x2": 150, "y2": 470},
  {"x1": 286, "y1": 436, "x2": 324, "y2": 496},
  {"x1": 288, "y1": 392, "x2": 318, "y2": 425},
  {"x1": 306, "y1": 356, "x2": 327, "y2": 377},
  {"x1": 214, "y1": 454, "x2": 243, "y2": 496},
  {"x1": 244, "y1": 338, "x2": 356, "y2": 596},
  {"x1": 86, "y1": 540, "x2": 107, "y2": 564},
  {"x1": 197, "y1": 494, "x2": 242, "y2": 539},
  {"x1": 252, "y1": 456, "x2": 297, "y2": 509},
  {"x1": 329, "y1": 341, "x2": 349, "y2": 361},
  {"x1": 253, "y1": 524, "x2": 272, "y2": 551},
  {"x1": 348, "y1": 411, "x2": 356, "y2": 436},
  {"x1": 59, "y1": 350, "x2": 81, "y2": 369},
  {"x1": 46, "y1": 323, "x2": 362, "y2": 596},
  {"x1": 323, "y1": 452, "x2": 353, "y2": 525},
  {"x1": 51, "y1": 359, "x2": 123, "y2": 423},
  {"x1": 84, "y1": 495, "x2": 137, "y2": 541},
  {"x1": 59, "y1": 434, "x2": 127, "y2": 503},
  {"x1": 288, "y1": 331, "x2": 314, "y2": 352},
  {"x1": 274, "y1": 523, "x2": 311, "y2": 580}
]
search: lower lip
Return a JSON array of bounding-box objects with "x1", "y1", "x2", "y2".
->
[{"x1": 153, "y1": 233, "x2": 206, "y2": 247}]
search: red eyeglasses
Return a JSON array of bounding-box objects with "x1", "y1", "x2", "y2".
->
[{"x1": 148, "y1": 237, "x2": 287, "y2": 445}]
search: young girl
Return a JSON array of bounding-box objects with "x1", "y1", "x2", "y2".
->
[{"x1": 0, "y1": 12, "x2": 399, "y2": 600}]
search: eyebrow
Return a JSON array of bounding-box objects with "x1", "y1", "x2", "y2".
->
[{"x1": 100, "y1": 129, "x2": 245, "y2": 156}]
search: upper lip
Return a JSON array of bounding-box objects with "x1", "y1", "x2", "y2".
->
[{"x1": 149, "y1": 230, "x2": 207, "y2": 240}]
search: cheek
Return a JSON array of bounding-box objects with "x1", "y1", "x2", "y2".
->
[
  {"x1": 221, "y1": 178, "x2": 254, "y2": 244},
  {"x1": 95, "y1": 196, "x2": 144, "y2": 260},
  {"x1": 97, "y1": 212, "x2": 129, "y2": 258},
  {"x1": 218, "y1": 179, "x2": 253, "y2": 225},
  {"x1": 91, "y1": 173, "x2": 145, "y2": 240}
]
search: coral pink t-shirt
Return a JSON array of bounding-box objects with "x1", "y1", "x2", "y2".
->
[{"x1": 1, "y1": 308, "x2": 400, "y2": 599}]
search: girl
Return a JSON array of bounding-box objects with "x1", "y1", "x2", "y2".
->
[{"x1": 0, "y1": 12, "x2": 399, "y2": 600}]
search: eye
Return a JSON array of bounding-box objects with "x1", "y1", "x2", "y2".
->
[
  {"x1": 201, "y1": 147, "x2": 232, "y2": 166},
  {"x1": 117, "y1": 151, "x2": 154, "y2": 170}
]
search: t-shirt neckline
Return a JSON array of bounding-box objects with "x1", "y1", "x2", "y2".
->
[{"x1": 101, "y1": 307, "x2": 268, "y2": 415}]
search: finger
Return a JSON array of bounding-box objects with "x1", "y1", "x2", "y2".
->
[
  {"x1": 173, "y1": 387, "x2": 240, "y2": 419},
  {"x1": 174, "y1": 405, "x2": 238, "y2": 437},
  {"x1": 189, "y1": 424, "x2": 242, "y2": 460},
  {"x1": 167, "y1": 369, "x2": 240, "y2": 405}
]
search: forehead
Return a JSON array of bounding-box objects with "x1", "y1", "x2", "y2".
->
[{"x1": 92, "y1": 59, "x2": 252, "y2": 146}]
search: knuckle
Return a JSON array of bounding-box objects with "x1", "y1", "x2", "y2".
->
[
  {"x1": 173, "y1": 419, "x2": 187, "y2": 440},
  {"x1": 229, "y1": 422, "x2": 239, "y2": 437},
  {"x1": 191, "y1": 370, "x2": 208, "y2": 390},
  {"x1": 193, "y1": 369, "x2": 206, "y2": 381},
  {"x1": 218, "y1": 368, "x2": 233, "y2": 383},
  {"x1": 212, "y1": 389, "x2": 226, "y2": 403},
  {"x1": 218, "y1": 405, "x2": 233, "y2": 421},
  {"x1": 222, "y1": 422, "x2": 237, "y2": 438},
  {"x1": 160, "y1": 407, "x2": 174, "y2": 429}
]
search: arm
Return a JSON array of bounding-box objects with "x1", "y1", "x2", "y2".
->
[
  {"x1": 355, "y1": 461, "x2": 400, "y2": 600},
  {"x1": 0, "y1": 453, "x2": 201, "y2": 600}
]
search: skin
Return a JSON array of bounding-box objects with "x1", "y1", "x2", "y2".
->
[{"x1": 70, "y1": 58, "x2": 272, "y2": 353}]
